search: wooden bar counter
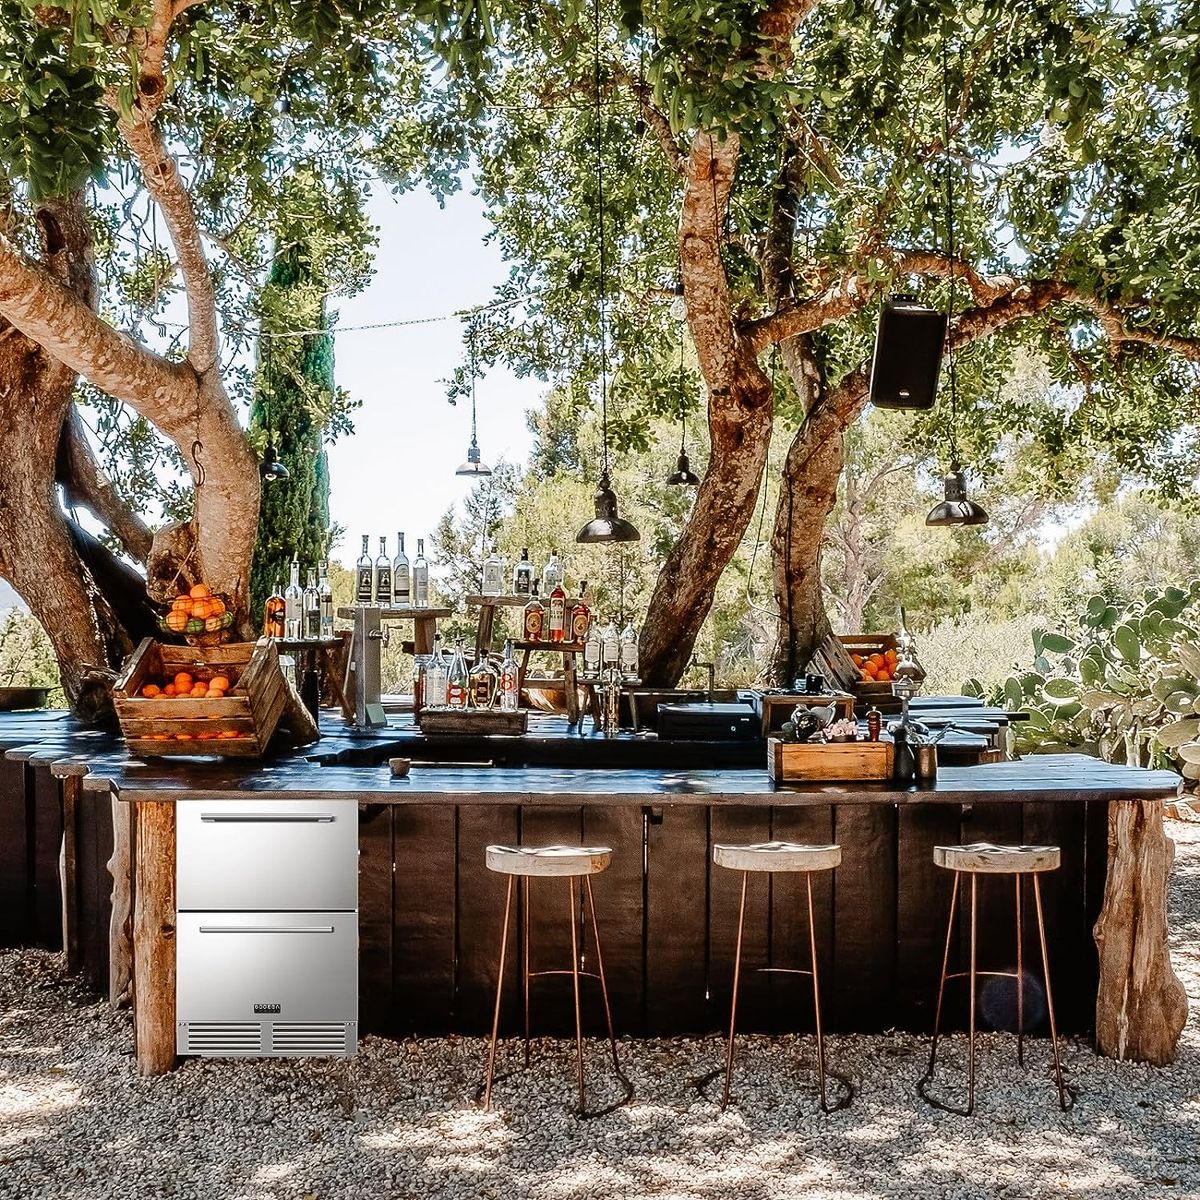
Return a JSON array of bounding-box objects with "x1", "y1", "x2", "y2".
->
[{"x1": 44, "y1": 747, "x2": 1186, "y2": 1076}]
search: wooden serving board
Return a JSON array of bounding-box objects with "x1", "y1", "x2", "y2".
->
[
  {"x1": 417, "y1": 708, "x2": 529, "y2": 736},
  {"x1": 768, "y1": 737, "x2": 894, "y2": 783}
]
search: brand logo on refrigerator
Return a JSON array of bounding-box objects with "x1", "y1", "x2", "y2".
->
[{"x1": 253, "y1": 1003, "x2": 281, "y2": 1014}]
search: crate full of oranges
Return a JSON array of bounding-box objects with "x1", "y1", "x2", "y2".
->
[{"x1": 159, "y1": 583, "x2": 235, "y2": 645}]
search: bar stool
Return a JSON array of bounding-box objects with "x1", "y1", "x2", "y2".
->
[
  {"x1": 919, "y1": 842, "x2": 1073, "y2": 1115},
  {"x1": 704, "y1": 840, "x2": 850, "y2": 1113},
  {"x1": 481, "y1": 844, "x2": 632, "y2": 1116}
]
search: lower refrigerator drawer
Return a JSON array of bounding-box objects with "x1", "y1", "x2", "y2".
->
[{"x1": 176, "y1": 911, "x2": 357, "y2": 1058}]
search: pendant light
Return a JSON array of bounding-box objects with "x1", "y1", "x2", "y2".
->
[
  {"x1": 576, "y1": 0, "x2": 640, "y2": 544},
  {"x1": 455, "y1": 326, "x2": 492, "y2": 478},
  {"x1": 665, "y1": 329, "x2": 699, "y2": 487},
  {"x1": 258, "y1": 338, "x2": 289, "y2": 482},
  {"x1": 926, "y1": 34, "x2": 988, "y2": 529}
]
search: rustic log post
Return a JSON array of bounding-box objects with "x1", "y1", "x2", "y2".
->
[
  {"x1": 132, "y1": 798, "x2": 177, "y2": 1075},
  {"x1": 108, "y1": 793, "x2": 134, "y2": 1007},
  {"x1": 1094, "y1": 799, "x2": 1188, "y2": 1065}
]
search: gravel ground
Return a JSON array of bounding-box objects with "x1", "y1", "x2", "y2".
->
[{"x1": 2, "y1": 822, "x2": 1198, "y2": 1200}]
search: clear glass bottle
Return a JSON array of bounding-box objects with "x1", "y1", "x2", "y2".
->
[
  {"x1": 412, "y1": 538, "x2": 430, "y2": 608},
  {"x1": 570, "y1": 580, "x2": 590, "y2": 644},
  {"x1": 425, "y1": 633, "x2": 448, "y2": 707},
  {"x1": 413, "y1": 653, "x2": 428, "y2": 714},
  {"x1": 602, "y1": 617, "x2": 620, "y2": 669},
  {"x1": 303, "y1": 568, "x2": 321, "y2": 639},
  {"x1": 583, "y1": 616, "x2": 601, "y2": 677},
  {"x1": 263, "y1": 580, "x2": 285, "y2": 639},
  {"x1": 447, "y1": 638, "x2": 469, "y2": 708},
  {"x1": 541, "y1": 549, "x2": 564, "y2": 595},
  {"x1": 548, "y1": 577, "x2": 567, "y2": 643},
  {"x1": 355, "y1": 534, "x2": 373, "y2": 604},
  {"x1": 393, "y1": 532, "x2": 411, "y2": 607},
  {"x1": 284, "y1": 556, "x2": 302, "y2": 639},
  {"x1": 619, "y1": 621, "x2": 640, "y2": 680},
  {"x1": 482, "y1": 542, "x2": 504, "y2": 597},
  {"x1": 374, "y1": 535, "x2": 392, "y2": 607},
  {"x1": 499, "y1": 639, "x2": 519, "y2": 711},
  {"x1": 469, "y1": 653, "x2": 498, "y2": 709},
  {"x1": 318, "y1": 560, "x2": 334, "y2": 637},
  {"x1": 522, "y1": 581, "x2": 544, "y2": 642},
  {"x1": 512, "y1": 547, "x2": 534, "y2": 597}
]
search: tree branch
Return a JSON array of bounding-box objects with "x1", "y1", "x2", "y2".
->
[{"x1": 613, "y1": 63, "x2": 684, "y2": 174}]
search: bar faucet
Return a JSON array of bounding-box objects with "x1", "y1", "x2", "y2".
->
[{"x1": 689, "y1": 658, "x2": 715, "y2": 702}]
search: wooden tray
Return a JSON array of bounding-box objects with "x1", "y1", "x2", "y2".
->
[
  {"x1": 768, "y1": 737, "x2": 894, "y2": 782},
  {"x1": 418, "y1": 708, "x2": 528, "y2": 736},
  {"x1": 113, "y1": 638, "x2": 319, "y2": 757}
]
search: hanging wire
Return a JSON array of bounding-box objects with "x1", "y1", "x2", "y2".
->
[
  {"x1": 941, "y1": 32, "x2": 960, "y2": 465},
  {"x1": 677, "y1": 327, "x2": 687, "y2": 454},
  {"x1": 593, "y1": 0, "x2": 610, "y2": 477},
  {"x1": 469, "y1": 324, "x2": 480, "y2": 445}
]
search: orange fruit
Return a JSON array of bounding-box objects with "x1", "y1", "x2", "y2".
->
[
  {"x1": 192, "y1": 599, "x2": 212, "y2": 620},
  {"x1": 165, "y1": 612, "x2": 187, "y2": 633},
  {"x1": 850, "y1": 653, "x2": 864, "y2": 667},
  {"x1": 174, "y1": 672, "x2": 193, "y2": 689},
  {"x1": 162, "y1": 684, "x2": 177, "y2": 697},
  {"x1": 190, "y1": 684, "x2": 208, "y2": 697},
  {"x1": 209, "y1": 597, "x2": 226, "y2": 616},
  {"x1": 210, "y1": 675, "x2": 230, "y2": 692},
  {"x1": 141, "y1": 684, "x2": 161, "y2": 698},
  {"x1": 218, "y1": 730, "x2": 239, "y2": 739},
  {"x1": 175, "y1": 733, "x2": 193, "y2": 741},
  {"x1": 877, "y1": 668, "x2": 891, "y2": 682},
  {"x1": 189, "y1": 584, "x2": 211, "y2": 599}
]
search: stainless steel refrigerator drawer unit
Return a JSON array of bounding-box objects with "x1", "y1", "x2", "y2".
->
[
  {"x1": 176, "y1": 911, "x2": 358, "y2": 1057},
  {"x1": 176, "y1": 799, "x2": 358, "y2": 912}
]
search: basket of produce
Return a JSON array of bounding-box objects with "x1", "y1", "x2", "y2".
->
[
  {"x1": 158, "y1": 582, "x2": 235, "y2": 646},
  {"x1": 113, "y1": 637, "x2": 318, "y2": 758}
]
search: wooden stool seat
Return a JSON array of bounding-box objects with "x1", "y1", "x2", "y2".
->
[
  {"x1": 485, "y1": 844, "x2": 612, "y2": 877},
  {"x1": 713, "y1": 841, "x2": 842, "y2": 873},
  {"x1": 934, "y1": 842, "x2": 1060, "y2": 874}
]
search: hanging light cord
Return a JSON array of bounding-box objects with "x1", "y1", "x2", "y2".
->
[
  {"x1": 469, "y1": 326, "x2": 479, "y2": 446},
  {"x1": 593, "y1": 0, "x2": 610, "y2": 477},
  {"x1": 941, "y1": 33, "x2": 959, "y2": 466},
  {"x1": 677, "y1": 331, "x2": 687, "y2": 453}
]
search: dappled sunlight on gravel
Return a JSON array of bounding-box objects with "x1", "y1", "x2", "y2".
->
[{"x1": 0, "y1": 820, "x2": 1198, "y2": 1199}]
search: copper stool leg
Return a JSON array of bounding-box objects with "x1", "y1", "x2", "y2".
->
[
  {"x1": 720, "y1": 870, "x2": 750, "y2": 1110},
  {"x1": 522, "y1": 877, "x2": 532, "y2": 1068},
  {"x1": 805, "y1": 871, "x2": 830, "y2": 1113},
  {"x1": 568, "y1": 876, "x2": 586, "y2": 1113},
  {"x1": 584, "y1": 876, "x2": 621, "y2": 1072},
  {"x1": 1033, "y1": 874, "x2": 1069, "y2": 1110},
  {"x1": 967, "y1": 872, "x2": 978, "y2": 1116},
  {"x1": 924, "y1": 870, "x2": 961, "y2": 1085},
  {"x1": 483, "y1": 874, "x2": 515, "y2": 1110},
  {"x1": 1015, "y1": 874, "x2": 1025, "y2": 1067}
]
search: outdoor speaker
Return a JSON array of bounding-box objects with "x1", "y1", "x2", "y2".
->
[{"x1": 868, "y1": 295, "x2": 947, "y2": 410}]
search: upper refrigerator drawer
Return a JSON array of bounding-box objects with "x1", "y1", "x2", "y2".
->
[{"x1": 176, "y1": 799, "x2": 358, "y2": 912}]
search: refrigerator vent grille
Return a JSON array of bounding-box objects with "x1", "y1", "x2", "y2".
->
[
  {"x1": 186, "y1": 1023, "x2": 262, "y2": 1055},
  {"x1": 271, "y1": 1024, "x2": 349, "y2": 1055}
]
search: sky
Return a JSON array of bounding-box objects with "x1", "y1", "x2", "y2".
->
[{"x1": 322, "y1": 184, "x2": 540, "y2": 568}]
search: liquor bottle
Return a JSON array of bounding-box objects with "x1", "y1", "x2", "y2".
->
[
  {"x1": 619, "y1": 621, "x2": 640, "y2": 680},
  {"x1": 263, "y1": 580, "x2": 285, "y2": 639},
  {"x1": 482, "y1": 542, "x2": 504, "y2": 597},
  {"x1": 468, "y1": 653, "x2": 498, "y2": 709},
  {"x1": 355, "y1": 535, "x2": 373, "y2": 604},
  {"x1": 601, "y1": 617, "x2": 619, "y2": 669},
  {"x1": 548, "y1": 577, "x2": 567, "y2": 643},
  {"x1": 303, "y1": 568, "x2": 321, "y2": 639},
  {"x1": 412, "y1": 538, "x2": 430, "y2": 608},
  {"x1": 512, "y1": 547, "x2": 534, "y2": 597},
  {"x1": 523, "y1": 581, "x2": 544, "y2": 642},
  {"x1": 499, "y1": 639, "x2": 519, "y2": 711},
  {"x1": 570, "y1": 581, "x2": 590, "y2": 644},
  {"x1": 284, "y1": 556, "x2": 302, "y2": 639},
  {"x1": 447, "y1": 638, "x2": 469, "y2": 708},
  {"x1": 425, "y1": 634, "x2": 448, "y2": 707},
  {"x1": 541, "y1": 548, "x2": 564, "y2": 595},
  {"x1": 413, "y1": 654, "x2": 427, "y2": 714},
  {"x1": 393, "y1": 533, "x2": 411, "y2": 608},
  {"x1": 583, "y1": 616, "x2": 601, "y2": 677},
  {"x1": 318, "y1": 560, "x2": 334, "y2": 637},
  {"x1": 374, "y1": 536, "x2": 392, "y2": 607}
]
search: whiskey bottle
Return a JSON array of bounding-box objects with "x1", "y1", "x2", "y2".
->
[
  {"x1": 303, "y1": 568, "x2": 321, "y2": 639},
  {"x1": 512, "y1": 547, "x2": 533, "y2": 597},
  {"x1": 355, "y1": 535, "x2": 373, "y2": 604},
  {"x1": 619, "y1": 621, "x2": 640, "y2": 680},
  {"x1": 318, "y1": 560, "x2": 334, "y2": 637},
  {"x1": 601, "y1": 618, "x2": 619, "y2": 669},
  {"x1": 499, "y1": 639, "x2": 519, "y2": 711},
  {"x1": 522, "y1": 581, "x2": 544, "y2": 642},
  {"x1": 482, "y1": 542, "x2": 504, "y2": 597},
  {"x1": 447, "y1": 638, "x2": 469, "y2": 708},
  {"x1": 570, "y1": 581, "x2": 590, "y2": 644},
  {"x1": 425, "y1": 634, "x2": 448, "y2": 707},
  {"x1": 548, "y1": 577, "x2": 567, "y2": 643},
  {"x1": 412, "y1": 538, "x2": 430, "y2": 608},
  {"x1": 263, "y1": 580, "x2": 286, "y2": 639},
  {"x1": 468, "y1": 653, "x2": 498, "y2": 709},
  {"x1": 393, "y1": 532, "x2": 411, "y2": 607},
  {"x1": 541, "y1": 549, "x2": 564, "y2": 595},
  {"x1": 284, "y1": 556, "x2": 302, "y2": 639},
  {"x1": 583, "y1": 616, "x2": 601, "y2": 677},
  {"x1": 374, "y1": 536, "x2": 392, "y2": 607}
]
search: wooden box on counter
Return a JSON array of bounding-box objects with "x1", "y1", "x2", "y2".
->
[
  {"x1": 113, "y1": 637, "x2": 318, "y2": 757},
  {"x1": 417, "y1": 708, "x2": 529, "y2": 736},
  {"x1": 768, "y1": 736, "x2": 894, "y2": 783}
]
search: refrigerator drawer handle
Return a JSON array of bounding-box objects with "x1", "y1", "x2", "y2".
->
[
  {"x1": 198, "y1": 925, "x2": 336, "y2": 935},
  {"x1": 199, "y1": 813, "x2": 336, "y2": 823}
]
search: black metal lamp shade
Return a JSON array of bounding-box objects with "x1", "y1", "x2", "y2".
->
[
  {"x1": 259, "y1": 438, "x2": 290, "y2": 482},
  {"x1": 455, "y1": 440, "x2": 492, "y2": 477},
  {"x1": 576, "y1": 471, "x2": 641, "y2": 543},
  {"x1": 665, "y1": 450, "x2": 700, "y2": 487},
  {"x1": 925, "y1": 464, "x2": 989, "y2": 527}
]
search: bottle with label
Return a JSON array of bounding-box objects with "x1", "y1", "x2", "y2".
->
[
  {"x1": 570, "y1": 581, "x2": 590, "y2": 644},
  {"x1": 548, "y1": 577, "x2": 567, "y2": 643},
  {"x1": 393, "y1": 533, "x2": 411, "y2": 607},
  {"x1": 512, "y1": 547, "x2": 533, "y2": 597},
  {"x1": 303, "y1": 568, "x2": 321, "y2": 639},
  {"x1": 583, "y1": 616, "x2": 601, "y2": 677},
  {"x1": 469, "y1": 653, "x2": 498, "y2": 709},
  {"x1": 425, "y1": 634, "x2": 448, "y2": 707},
  {"x1": 355, "y1": 535, "x2": 373, "y2": 604},
  {"x1": 867, "y1": 706, "x2": 882, "y2": 742},
  {"x1": 374, "y1": 536, "x2": 392, "y2": 607},
  {"x1": 602, "y1": 618, "x2": 620, "y2": 669},
  {"x1": 412, "y1": 538, "x2": 430, "y2": 607},
  {"x1": 284, "y1": 556, "x2": 302, "y2": 639},
  {"x1": 523, "y1": 581, "x2": 544, "y2": 642},
  {"x1": 318, "y1": 561, "x2": 334, "y2": 637},
  {"x1": 263, "y1": 580, "x2": 286, "y2": 639},
  {"x1": 499, "y1": 639, "x2": 519, "y2": 711},
  {"x1": 541, "y1": 549, "x2": 564, "y2": 595},
  {"x1": 619, "y1": 621, "x2": 639, "y2": 680},
  {"x1": 413, "y1": 654, "x2": 428, "y2": 714},
  {"x1": 482, "y1": 542, "x2": 504, "y2": 597},
  {"x1": 447, "y1": 638, "x2": 469, "y2": 708}
]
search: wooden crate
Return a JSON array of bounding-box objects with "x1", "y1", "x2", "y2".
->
[
  {"x1": 113, "y1": 638, "x2": 318, "y2": 758},
  {"x1": 418, "y1": 708, "x2": 528, "y2": 736},
  {"x1": 768, "y1": 737, "x2": 894, "y2": 783},
  {"x1": 756, "y1": 692, "x2": 856, "y2": 735}
]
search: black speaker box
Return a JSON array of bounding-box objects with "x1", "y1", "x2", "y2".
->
[{"x1": 868, "y1": 295, "x2": 947, "y2": 410}]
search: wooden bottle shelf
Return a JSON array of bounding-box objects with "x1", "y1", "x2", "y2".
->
[{"x1": 337, "y1": 606, "x2": 452, "y2": 620}]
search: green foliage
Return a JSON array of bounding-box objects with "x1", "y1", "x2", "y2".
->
[{"x1": 0, "y1": 609, "x2": 61, "y2": 704}]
